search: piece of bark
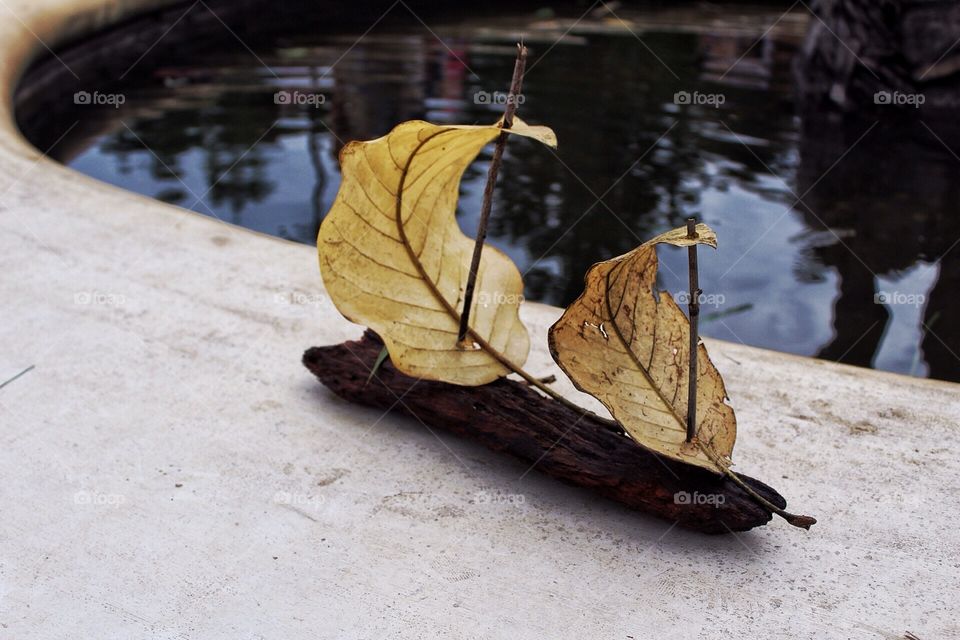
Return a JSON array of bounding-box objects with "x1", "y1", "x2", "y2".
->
[{"x1": 303, "y1": 332, "x2": 788, "y2": 534}]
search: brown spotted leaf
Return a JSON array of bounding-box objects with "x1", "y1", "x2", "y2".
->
[{"x1": 548, "y1": 223, "x2": 736, "y2": 472}]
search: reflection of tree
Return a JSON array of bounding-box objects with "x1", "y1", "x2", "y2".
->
[
  {"x1": 299, "y1": 64, "x2": 332, "y2": 243},
  {"x1": 307, "y1": 109, "x2": 328, "y2": 226},
  {"x1": 328, "y1": 34, "x2": 428, "y2": 146},
  {"x1": 486, "y1": 32, "x2": 797, "y2": 305},
  {"x1": 99, "y1": 89, "x2": 282, "y2": 222},
  {"x1": 201, "y1": 93, "x2": 279, "y2": 214},
  {"x1": 794, "y1": 115, "x2": 960, "y2": 381}
]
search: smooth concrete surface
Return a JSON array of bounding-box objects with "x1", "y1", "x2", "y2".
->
[{"x1": 0, "y1": 1, "x2": 958, "y2": 638}]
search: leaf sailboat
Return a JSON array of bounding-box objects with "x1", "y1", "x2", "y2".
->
[{"x1": 314, "y1": 114, "x2": 815, "y2": 530}]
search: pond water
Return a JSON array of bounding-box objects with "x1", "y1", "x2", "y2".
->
[{"x1": 32, "y1": 3, "x2": 960, "y2": 382}]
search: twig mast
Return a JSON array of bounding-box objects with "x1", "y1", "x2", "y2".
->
[
  {"x1": 685, "y1": 217, "x2": 700, "y2": 442},
  {"x1": 683, "y1": 217, "x2": 817, "y2": 528},
  {"x1": 458, "y1": 44, "x2": 528, "y2": 344}
]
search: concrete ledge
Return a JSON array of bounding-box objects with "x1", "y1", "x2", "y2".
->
[{"x1": 1, "y1": 1, "x2": 957, "y2": 637}]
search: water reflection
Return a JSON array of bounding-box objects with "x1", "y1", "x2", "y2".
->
[
  {"x1": 33, "y1": 6, "x2": 959, "y2": 382},
  {"x1": 795, "y1": 116, "x2": 960, "y2": 380}
]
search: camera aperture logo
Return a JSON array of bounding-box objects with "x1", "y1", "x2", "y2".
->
[
  {"x1": 274, "y1": 90, "x2": 326, "y2": 108},
  {"x1": 674, "y1": 490, "x2": 725, "y2": 508},
  {"x1": 674, "y1": 90, "x2": 725, "y2": 108},
  {"x1": 74, "y1": 91, "x2": 126, "y2": 109}
]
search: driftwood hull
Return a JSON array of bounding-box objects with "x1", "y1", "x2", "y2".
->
[{"x1": 303, "y1": 332, "x2": 787, "y2": 534}]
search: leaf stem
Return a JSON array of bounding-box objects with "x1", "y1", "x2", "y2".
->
[
  {"x1": 697, "y1": 440, "x2": 817, "y2": 529},
  {"x1": 457, "y1": 43, "x2": 528, "y2": 344},
  {"x1": 686, "y1": 217, "x2": 700, "y2": 443}
]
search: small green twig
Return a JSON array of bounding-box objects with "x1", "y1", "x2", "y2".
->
[{"x1": 365, "y1": 347, "x2": 389, "y2": 386}]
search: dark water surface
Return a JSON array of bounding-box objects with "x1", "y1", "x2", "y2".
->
[{"x1": 31, "y1": 3, "x2": 960, "y2": 381}]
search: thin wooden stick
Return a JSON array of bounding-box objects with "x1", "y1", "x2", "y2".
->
[
  {"x1": 685, "y1": 217, "x2": 700, "y2": 442},
  {"x1": 457, "y1": 44, "x2": 528, "y2": 344}
]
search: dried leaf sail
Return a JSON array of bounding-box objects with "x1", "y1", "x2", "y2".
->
[
  {"x1": 318, "y1": 118, "x2": 556, "y2": 386},
  {"x1": 548, "y1": 223, "x2": 736, "y2": 473}
]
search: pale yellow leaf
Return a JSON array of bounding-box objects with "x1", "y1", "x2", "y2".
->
[
  {"x1": 548, "y1": 223, "x2": 736, "y2": 472},
  {"x1": 318, "y1": 118, "x2": 555, "y2": 386}
]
